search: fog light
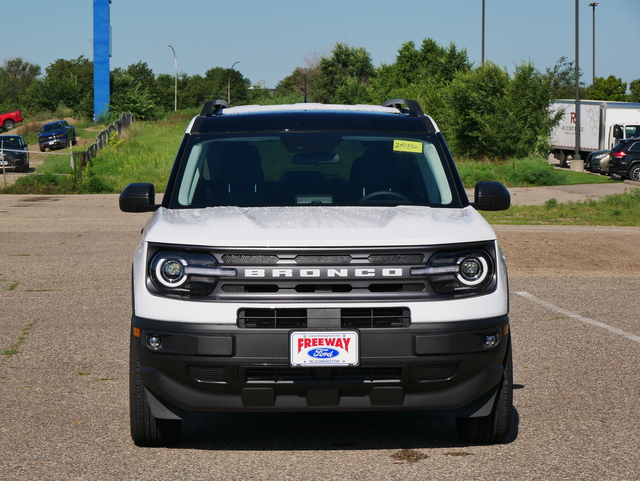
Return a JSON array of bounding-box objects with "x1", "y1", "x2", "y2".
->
[
  {"x1": 147, "y1": 336, "x2": 162, "y2": 350},
  {"x1": 484, "y1": 335, "x2": 498, "y2": 347}
]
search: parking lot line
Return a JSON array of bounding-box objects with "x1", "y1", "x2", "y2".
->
[{"x1": 516, "y1": 291, "x2": 640, "y2": 345}]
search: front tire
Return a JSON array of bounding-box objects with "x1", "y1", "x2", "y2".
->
[
  {"x1": 130, "y1": 350, "x2": 181, "y2": 447},
  {"x1": 456, "y1": 340, "x2": 513, "y2": 444}
]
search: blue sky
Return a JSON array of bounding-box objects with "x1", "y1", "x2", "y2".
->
[{"x1": 6, "y1": 0, "x2": 639, "y2": 89}]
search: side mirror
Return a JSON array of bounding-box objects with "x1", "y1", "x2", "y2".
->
[
  {"x1": 471, "y1": 181, "x2": 510, "y2": 211},
  {"x1": 119, "y1": 183, "x2": 160, "y2": 212},
  {"x1": 613, "y1": 125, "x2": 623, "y2": 140}
]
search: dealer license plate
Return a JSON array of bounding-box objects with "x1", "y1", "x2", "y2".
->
[{"x1": 290, "y1": 331, "x2": 359, "y2": 367}]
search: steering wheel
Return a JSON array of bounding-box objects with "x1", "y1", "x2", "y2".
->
[{"x1": 358, "y1": 191, "x2": 413, "y2": 204}]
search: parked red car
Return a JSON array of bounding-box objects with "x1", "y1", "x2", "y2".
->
[{"x1": 0, "y1": 110, "x2": 23, "y2": 131}]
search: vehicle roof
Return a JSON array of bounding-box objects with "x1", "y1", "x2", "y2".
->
[
  {"x1": 190, "y1": 102, "x2": 439, "y2": 135},
  {"x1": 221, "y1": 103, "x2": 400, "y2": 115}
]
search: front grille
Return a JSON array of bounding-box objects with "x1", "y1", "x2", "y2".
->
[
  {"x1": 147, "y1": 242, "x2": 497, "y2": 302},
  {"x1": 221, "y1": 283, "x2": 426, "y2": 294},
  {"x1": 238, "y1": 308, "x2": 307, "y2": 328},
  {"x1": 221, "y1": 254, "x2": 279, "y2": 264},
  {"x1": 341, "y1": 308, "x2": 410, "y2": 328},
  {"x1": 244, "y1": 366, "x2": 403, "y2": 383},
  {"x1": 237, "y1": 307, "x2": 410, "y2": 328}
]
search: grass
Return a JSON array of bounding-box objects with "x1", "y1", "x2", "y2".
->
[
  {"x1": 1, "y1": 320, "x2": 38, "y2": 360},
  {"x1": 480, "y1": 188, "x2": 640, "y2": 226},
  {"x1": 2, "y1": 109, "x2": 195, "y2": 194},
  {"x1": 86, "y1": 111, "x2": 192, "y2": 192},
  {"x1": 456, "y1": 156, "x2": 615, "y2": 188}
]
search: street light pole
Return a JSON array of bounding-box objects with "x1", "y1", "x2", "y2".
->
[
  {"x1": 481, "y1": 0, "x2": 485, "y2": 64},
  {"x1": 228, "y1": 61, "x2": 240, "y2": 105},
  {"x1": 166, "y1": 44, "x2": 178, "y2": 111},
  {"x1": 589, "y1": 2, "x2": 598, "y2": 85}
]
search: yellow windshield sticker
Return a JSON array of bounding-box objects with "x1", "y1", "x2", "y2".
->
[{"x1": 393, "y1": 140, "x2": 422, "y2": 153}]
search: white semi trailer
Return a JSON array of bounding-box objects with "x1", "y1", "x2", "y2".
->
[{"x1": 549, "y1": 99, "x2": 640, "y2": 167}]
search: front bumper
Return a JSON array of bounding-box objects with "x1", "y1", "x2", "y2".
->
[
  {"x1": 0, "y1": 156, "x2": 27, "y2": 169},
  {"x1": 38, "y1": 138, "x2": 67, "y2": 149},
  {"x1": 132, "y1": 314, "x2": 509, "y2": 418}
]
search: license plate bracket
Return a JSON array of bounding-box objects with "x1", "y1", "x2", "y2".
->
[{"x1": 290, "y1": 331, "x2": 359, "y2": 367}]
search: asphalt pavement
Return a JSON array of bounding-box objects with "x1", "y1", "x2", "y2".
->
[{"x1": 1, "y1": 192, "x2": 639, "y2": 480}]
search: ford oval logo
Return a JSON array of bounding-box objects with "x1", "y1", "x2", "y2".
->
[{"x1": 308, "y1": 348, "x2": 339, "y2": 359}]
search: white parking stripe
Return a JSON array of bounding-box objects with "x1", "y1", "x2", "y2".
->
[{"x1": 516, "y1": 291, "x2": 640, "y2": 345}]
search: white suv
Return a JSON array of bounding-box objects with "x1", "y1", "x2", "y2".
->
[{"x1": 120, "y1": 99, "x2": 512, "y2": 447}]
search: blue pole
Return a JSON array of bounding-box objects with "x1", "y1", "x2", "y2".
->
[{"x1": 93, "y1": 0, "x2": 111, "y2": 121}]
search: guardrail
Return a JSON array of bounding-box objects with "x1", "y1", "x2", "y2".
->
[{"x1": 80, "y1": 112, "x2": 135, "y2": 168}]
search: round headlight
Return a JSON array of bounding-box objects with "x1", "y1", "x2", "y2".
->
[
  {"x1": 457, "y1": 255, "x2": 488, "y2": 286},
  {"x1": 155, "y1": 257, "x2": 187, "y2": 287}
]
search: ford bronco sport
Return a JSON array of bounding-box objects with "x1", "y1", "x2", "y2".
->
[{"x1": 120, "y1": 99, "x2": 512, "y2": 447}]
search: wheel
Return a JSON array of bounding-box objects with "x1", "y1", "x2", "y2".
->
[
  {"x1": 40, "y1": 147, "x2": 45, "y2": 152},
  {"x1": 130, "y1": 349, "x2": 181, "y2": 447},
  {"x1": 3, "y1": 119, "x2": 15, "y2": 131},
  {"x1": 627, "y1": 164, "x2": 640, "y2": 182},
  {"x1": 456, "y1": 339, "x2": 513, "y2": 444},
  {"x1": 359, "y1": 190, "x2": 413, "y2": 204}
]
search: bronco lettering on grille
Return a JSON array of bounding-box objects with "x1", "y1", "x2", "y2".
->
[{"x1": 242, "y1": 268, "x2": 404, "y2": 279}]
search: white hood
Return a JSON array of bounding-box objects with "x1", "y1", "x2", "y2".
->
[{"x1": 142, "y1": 205, "x2": 496, "y2": 248}]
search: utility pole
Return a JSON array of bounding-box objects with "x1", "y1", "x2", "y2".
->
[
  {"x1": 481, "y1": 0, "x2": 485, "y2": 64},
  {"x1": 589, "y1": 2, "x2": 598, "y2": 85},
  {"x1": 573, "y1": 0, "x2": 583, "y2": 171}
]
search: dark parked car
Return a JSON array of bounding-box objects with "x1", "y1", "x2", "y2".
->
[
  {"x1": 585, "y1": 150, "x2": 610, "y2": 174},
  {"x1": 608, "y1": 138, "x2": 640, "y2": 181},
  {"x1": 0, "y1": 134, "x2": 29, "y2": 172}
]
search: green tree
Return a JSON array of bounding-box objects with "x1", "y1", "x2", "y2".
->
[
  {"x1": 544, "y1": 57, "x2": 584, "y2": 100},
  {"x1": 276, "y1": 67, "x2": 314, "y2": 99},
  {"x1": 447, "y1": 61, "x2": 560, "y2": 159},
  {"x1": 312, "y1": 43, "x2": 375, "y2": 103},
  {"x1": 181, "y1": 74, "x2": 210, "y2": 108},
  {"x1": 587, "y1": 75, "x2": 627, "y2": 101},
  {"x1": 447, "y1": 61, "x2": 510, "y2": 158},
  {"x1": 0, "y1": 57, "x2": 41, "y2": 112},
  {"x1": 372, "y1": 39, "x2": 470, "y2": 108},
  {"x1": 629, "y1": 79, "x2": 640, "y2": 102},
  {"x1": 25, "y1": 56, "x2": 94, "y2": 117},
  {"x1": 110, "y1": 73, "x2": 163, "y2": 120}
]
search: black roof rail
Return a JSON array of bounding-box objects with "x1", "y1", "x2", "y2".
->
[
  {"x1": 382, "y1": 99, "x2": 424, "y2": 117},
  {"x1": 200, "y1": 99, "x2": 229, "y2": 117}
]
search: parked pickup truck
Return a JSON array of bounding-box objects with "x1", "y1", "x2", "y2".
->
[
  {"x1": 0, "y1": 110, "x2": 24, "y2": 131},
  {"x1": 38, "y1": 120, "x2": 77, "y2": 152}
]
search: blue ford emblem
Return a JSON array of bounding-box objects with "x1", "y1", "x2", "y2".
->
[{"x1": 308, "y1": 348, "x2": 339, "y2": 358}]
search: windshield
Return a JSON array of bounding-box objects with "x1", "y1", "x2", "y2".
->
[
  {"x1": 169, "y1": 132, "x2": 457, "y2": 208},
  {"x1": 0, "y1": 137, "x2": 23, "y2": 149},
  {"x1": 42, "y1": 122, "x2": 64, "y2": 132}
]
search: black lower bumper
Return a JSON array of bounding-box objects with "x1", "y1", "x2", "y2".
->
[{"x1": 131, "y1": 315, "x2": 509, "y2": 418}]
